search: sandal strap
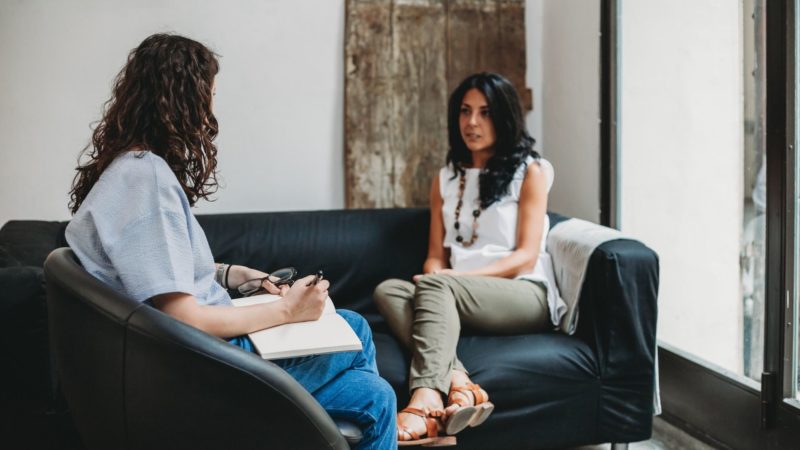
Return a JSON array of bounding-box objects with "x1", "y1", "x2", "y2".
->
[
  {"x1": 448, "y1": 383, "x2": 489, "y2": 407},
  {"x1": 425, "y1": 417, "x2": 439, "y2": 439},
  {"x1": 398, "y1": 407, "x2": 442, "y2": 440},
  {"x1": 447, "y1": 390, "x2": 467, "y2": 408},
  {"x1": 468, "y1": 383, "x2": 488, "y2": 404},
  {"x1": 400, "y1": 407, "x2": 427, "y2": 418}
]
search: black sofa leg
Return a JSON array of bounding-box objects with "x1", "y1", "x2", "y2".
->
[{"x1": 611, "y1": 444, "x2": 629, "y2": 450}]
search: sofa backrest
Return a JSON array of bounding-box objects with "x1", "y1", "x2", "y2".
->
[
  {"x1": 197, "y1": 208, "x2": 432, "y2": 317},
  {"x1": 4, "y1": 209, "x2": 568, "y2": 319},
  {"x1": 0, "y1": 220, "x2": 68, "y2": 267}
]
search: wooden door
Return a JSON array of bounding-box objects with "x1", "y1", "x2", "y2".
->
[{"x1": 345, "y1": 0, "x2": 529, "y2": 208}]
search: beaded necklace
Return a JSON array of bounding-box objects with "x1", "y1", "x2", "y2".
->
[{"x1": 453, "y1": 170, "x2": 482, "y2": 247}]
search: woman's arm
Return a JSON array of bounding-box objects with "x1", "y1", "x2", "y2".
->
[
  {"x1": 224, "y1": 264, "x2": 264, "y2": 289},
  {"x1": 151, "y1": 274, "x2": 329, "y2": 339},
  {"x1": 215, "y1": 263, "x2": 285, "y2": 295},
  {"x1": 453, "y1": 162, "x2": 548, "y2": 279},
  {"x1": 422, "y1": 175, "x2": 449, "y2": 274}
]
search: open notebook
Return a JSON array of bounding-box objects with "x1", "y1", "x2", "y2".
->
[{"x1": 231, "y1": 294, "x2": 362, "y2": 360}]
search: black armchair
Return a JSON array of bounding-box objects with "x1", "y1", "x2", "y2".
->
[{"x1": 44, "y1": 248, "x2": 361, "y2": 450}]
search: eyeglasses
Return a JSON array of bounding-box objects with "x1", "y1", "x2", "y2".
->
[{"x1": 237, "y1": 267, "x2": 298, "y2": 297}]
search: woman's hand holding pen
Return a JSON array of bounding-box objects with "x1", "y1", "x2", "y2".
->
[{"x1": 282, "y1": 272, "x2": 329, "y2": 323}]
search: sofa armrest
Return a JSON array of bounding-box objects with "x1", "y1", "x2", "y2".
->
[
  {"x1": 546, "y1": 214, "x2": 658, "y2": 379},
  {"x1": 0, "y1": 266, "x2": 56, "y2": 409},
  {"x1": 547, "y1": 216, "x2": 659, "y2": 437},
  {"x1": 575, "y1": 239, "x2": 659, "y2": 379},
  {"x1": 571, "y1": 238, "x2": 659, "y2": 437}
]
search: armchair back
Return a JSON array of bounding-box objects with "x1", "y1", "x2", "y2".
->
[{"x1": 44, "y1": 248, "x2": 350, "y2": 450}]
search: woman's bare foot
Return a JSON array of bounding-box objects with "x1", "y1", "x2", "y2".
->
[
  {"x1": 444, "y1": 370, "x2": 473, "y2": 417},
  {"x1": 397, "y1": 387, "x2": 445, "y2": 442}
]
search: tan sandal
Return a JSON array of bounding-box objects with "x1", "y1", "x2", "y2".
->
[
  {"x1": 397, "y1": 407, "x2": 457, "y2": 447},
  {"x1": 444, "y1": 383, "x2": 495, "y2": 435}
]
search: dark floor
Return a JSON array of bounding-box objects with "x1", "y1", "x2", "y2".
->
[
  {"x1": 569, "y1": 416, "x2": 718, "y2": 450},
  {"x1": 3, "y1": 404, "x2": 715, "y2": 450}
]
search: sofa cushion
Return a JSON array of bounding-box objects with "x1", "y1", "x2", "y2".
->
[
  {"x1": 374, "y1": 330, "x2": 601, "y2": 450},
  {"x1": 373, "y1": 332, "x2": 601, "y2": 449}
]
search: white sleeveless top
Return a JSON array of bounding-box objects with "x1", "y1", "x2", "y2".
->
[{"x1": 439, "y1": 156, "x2": 566, "y2": 327}]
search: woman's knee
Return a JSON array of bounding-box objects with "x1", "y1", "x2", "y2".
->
[
  {"x1": 373, "y1": 278, "x2": 409, "y2": 301},
  {"x1": 372, "y1": 279, "x2": 392, "y2": 306},
  {"x1": 373, "y1": 278, "x2": 413, "y2": 313},
  {"x1": 414, "y1": 273, "x2": 456, "y2": 294},
  {"x1": 372, "y1": 377, "x2": 398, "y2": 419},
  {"x1": 358, "y1": 376, "x2": 397, "y2": 447}
]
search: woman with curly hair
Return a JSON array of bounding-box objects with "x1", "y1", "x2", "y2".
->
[
  {"x1": 66, "y1": 33, "x2": 396, "y2": 450},
  {"x1": 374, "y1": 73, "x2": 561, "y2": 446}
]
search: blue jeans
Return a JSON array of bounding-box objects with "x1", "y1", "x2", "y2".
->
[{"x1": 232, "y1": 310, "x2": 397, "y2": 450}]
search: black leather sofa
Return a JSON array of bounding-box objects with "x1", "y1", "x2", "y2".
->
[{"x1": 0, "y1": 208, "x2": 659, "y2": 449}]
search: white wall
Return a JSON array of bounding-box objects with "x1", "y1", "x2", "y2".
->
[
  {"x1": 0, "y1": 0, "x2": 596, "y2": 226},
  {"x1": 0, "y1": 0, "x2": 345, "y2": 225},
  {"x1": 619, "y1": 0, "x2": 743, "y2": 372},
  {"x1": 525, "y1": 0, "x2": 544, "y2": 151},
  {"x1": 534, "y1": 0, "x2": 601, "y2": 222}
]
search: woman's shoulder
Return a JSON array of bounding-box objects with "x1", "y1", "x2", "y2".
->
[
  {"x1": 525, "y1": 156, "x2": 554, "y2": 192},
  {"x1": 96, "y1": 151, "x2": 186, "y2": 213},
  {"x1": 72, "y1": 151, "x2": 186, "y2": 231},
  {"x1": 512, "y1": 154, "x2": 538, "y2": 178},
  {"x1": 534, "y1": 157, "x2": 554, "y2": 175},
  {"x1": 437, "y1": 164, "x2": 459, "y2": 187},
  {"x1": 439, "y1": 163, "x2": 456, "y2": 178},
  {"x1": 106, "y1": 151, "x2": 178, "y2": 187}
]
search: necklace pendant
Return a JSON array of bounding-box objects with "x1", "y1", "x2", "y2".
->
[{"x1": 453, "y1": 170, "x2": 480, "y2": 248}]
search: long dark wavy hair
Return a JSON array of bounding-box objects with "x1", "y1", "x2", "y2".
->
[
  {"x1": 446, "y1": 72, "x2": 538, "y2": 209},
  {"x1": 69, "y1": 33, "x2": 220, "y2": 214}
]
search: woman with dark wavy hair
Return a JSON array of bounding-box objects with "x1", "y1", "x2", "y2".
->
[
  {"x1": 66, "y1": 33, "x2": 396, "y2": 450},
  {"x1": 374, "y1": 73, "x2": 562, "y2": 446}
]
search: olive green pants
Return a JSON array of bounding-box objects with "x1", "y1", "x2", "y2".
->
[{"x1": 373, "y1": 274, "x2": 550, "y2": 395}]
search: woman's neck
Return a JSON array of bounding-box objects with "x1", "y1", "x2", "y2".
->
[{"x1": 468, "y1": 151, "x2": 493, "y2": 169}]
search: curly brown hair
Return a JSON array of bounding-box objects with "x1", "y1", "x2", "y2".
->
[{"x1": 69, "y1": 33, "x2": 220, "y2": 214}]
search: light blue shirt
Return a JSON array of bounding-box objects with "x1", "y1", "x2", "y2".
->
[{"x1": 65, "y1": 151, "x2": 231, "y2": 306}]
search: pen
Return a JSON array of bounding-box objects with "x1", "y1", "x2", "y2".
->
[{"x1": 307, "y1": 270, "x2": 324, "y2": 286}]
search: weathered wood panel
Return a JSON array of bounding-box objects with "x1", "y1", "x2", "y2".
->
[
  {"x1": 446, "y1": 0, "x2": 530, "y2": 109},
  {"x1": 345, "y1": 0, "x2": 528, "y2": 208},
  {"x1": 392, "y1": 1, "x2": 448, "y2": 207},
  {"x1": 345, "y1": 0, "x2": 395, "y2": 208}
]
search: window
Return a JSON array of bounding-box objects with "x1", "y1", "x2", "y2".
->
[
  {"x1": 618, "y1": 0, "x2": 759, "y2": 383},
  {"x1": 607, "y1": 0, "x2": 800, "y2": 446}
]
